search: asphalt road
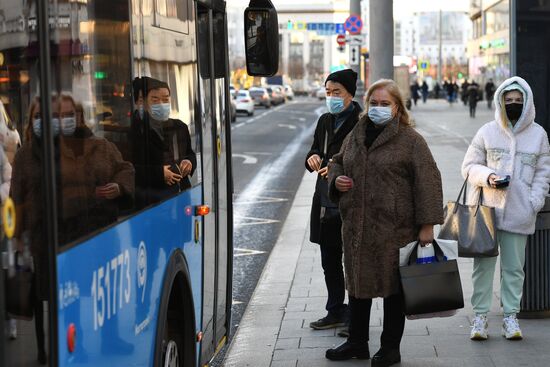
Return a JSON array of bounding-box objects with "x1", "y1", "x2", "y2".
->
[{"x1": 210, "y1": 97, "x2": 325, "y2": 365}]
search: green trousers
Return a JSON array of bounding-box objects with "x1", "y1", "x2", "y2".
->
[{"x1": 471, "y1": 230, "x2": 528, "y2": 316}]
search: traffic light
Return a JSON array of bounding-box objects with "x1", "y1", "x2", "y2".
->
[{"x1": 457, "y1": 72, "x2": 464, "y2": 79}]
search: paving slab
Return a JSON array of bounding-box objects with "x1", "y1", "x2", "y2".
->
[{"x1": 223, "y1": 101, "x2": 550, "y2": 367}]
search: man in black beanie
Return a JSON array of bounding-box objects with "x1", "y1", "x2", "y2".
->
[{"x1": 305, "y1": 69, "x2": 361, "y2": 334}]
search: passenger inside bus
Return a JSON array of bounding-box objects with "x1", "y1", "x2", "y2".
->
[
  {"x1": 131, "y1": 77, "x2": 197, "y2": 209},
  {"x1": 10, "y1": 97, "x2": 52, "y2": 364},
  {"x1": 55, "y1": 93, "x2": 135, "y2": 244}
]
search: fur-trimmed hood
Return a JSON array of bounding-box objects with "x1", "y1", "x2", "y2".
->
[{"x1": 494, "y1": 76, "x2": 536, "y2": 135}]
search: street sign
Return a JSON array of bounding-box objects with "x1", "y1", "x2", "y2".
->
[
  {"x1": 419, "y1": 60, "x2": 430, "y2": 70},
  {"x1": 336, "y1": 34, "x2": 346, "y2": 46},
  {"x1": 335, "y1": 23, "x2": 346, "y2": 35},
  {"x1": 344, "y1": 14, "x2": 363, "y2": 35},
  {"x1": 347, "y1": 34, "x2": 363, "y2": 46},
  {"x1": 350, "y1": 45, "x2": 360, "y2": 65}
]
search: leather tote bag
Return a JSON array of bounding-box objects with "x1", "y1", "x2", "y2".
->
[
  {"x1": 439, "y1": 178, "x2": 498, "y2": 258},
  {"x1": 399, "y1": 240, "x2": 464, "y2": 316}
]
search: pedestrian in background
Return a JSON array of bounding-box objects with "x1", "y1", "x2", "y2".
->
[
  {"x1": 445, "y1": 80, "x2": 455, "y2": 104},
  {"x1": 461, "y1": 79, "x2": 470, "y2": 106},
  {"x1": 462, "y1": 76, "x2": 550, "y2": 341},
  {"x1": 421, "y1": 81, "x2": 429, "y2": 103},
  {"x1": 306, "y1": 69, "x2": 362, "y2": 333},
  {"x1": 410, "y1": 81, "x2": 419, "y2": 107},
  {"x1": 467, "y1": 81, "x2": 480, "y2": 118},
  {"x1": 485, "y1": 78, "x2": 496, "y2": 109},
  {"x1": 325, "y1": 79, "x2": 444, "y2": 366},
  {"x1": 434, "y1": 82, "x2": 441, "y2": 99}
]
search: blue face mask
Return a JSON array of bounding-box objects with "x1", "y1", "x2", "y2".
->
[
  {"x1": 368, "y1": 106, "x2": 393, "y2": 126},
  {"x1": 150, "y1": 103, "x2": 171, "y2": 121},
  {"x1": 33, "y1": 118, "x2": 60, "y2": 137},
  {"x1": 61, "y1": 117, "x2": 76, "y2": 136},
  {"x1": 326, "y1": 97, "x2": 345, "y2": 114}
]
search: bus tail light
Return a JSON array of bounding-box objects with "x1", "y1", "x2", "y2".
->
[
  {"x1": 195, "y1": 205, "x2": 210, "y2": 216},
  {"x1": 67, "y1": 323, "x2": 76, "y2": 353}
]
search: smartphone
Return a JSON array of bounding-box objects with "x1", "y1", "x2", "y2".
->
[{"x1": 494, "y1": 175, "x2": 510, "y2": 188}]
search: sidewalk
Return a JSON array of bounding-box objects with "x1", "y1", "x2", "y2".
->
[{"x1": 223, "y1": 100, "x2": 550, "y2": 367}]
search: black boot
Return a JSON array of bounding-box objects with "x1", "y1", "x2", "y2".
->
[
  {"x1": 371, "y1": 348, "x2": 401, "y2": 367},
  {"x1": 325, "y1": 341, "x2": 370, "y2": 361}
]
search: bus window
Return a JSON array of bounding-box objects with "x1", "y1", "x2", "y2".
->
[{"x1": 131, "y1": 0, "x2": 200, "y2": 209}]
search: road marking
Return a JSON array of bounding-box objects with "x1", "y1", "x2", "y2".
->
[
  {"x1": 232, "y1": 300, "x2": 243, "y2": 305},
  {"x1": 314, "y1": 106, "x2": 327, "y2": 116},
  {"x1": 233, "y1": 105, "x2": 323, "y2": 230},
  {"x1": 233, "y1": 248, "x2": 267, "y2": 257},
  {"x1": 234, "y1": 196, "x2": 289, "y2": 205},
  {"x1": 231, "y1": 103, "x2": 289, "y2": 130},
  {"x1": 234, "y1": 215, "x2": 280, "y2": 226},
  {"x1": 232, "y1": 154, "x2": 258, "y2": 164},
  {"x1": 278, "y1": 123, "x2": 296, "y2": 130},
  {"x1": 243, "y1": 152, "x2": 272, "y2": 156}
]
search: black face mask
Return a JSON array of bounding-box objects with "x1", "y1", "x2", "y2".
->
[{"x1": 505, "y1": 103, "x2": 523, "y2": 121}]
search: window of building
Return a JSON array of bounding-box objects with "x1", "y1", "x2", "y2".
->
[{"x1": 485, "y1": 0, "x2": 509, "y2": 35}]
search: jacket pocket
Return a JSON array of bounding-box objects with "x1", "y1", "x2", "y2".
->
[
  {"x1": 487, "y1": 148, "x2": 506, "y2": 170},
  {"x1": 518, "y1": 153, "x2": 537, "y2": 186}
]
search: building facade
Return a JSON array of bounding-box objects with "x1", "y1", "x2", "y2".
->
[
  {"x1": 397, "y1": 11, "x2": 470, "y2": 81},
  {"x1": 467, "y1": 0, "x2": 510, "y2": 85},
  {"x1": 276, "y1": 0, "x2": 353, "y2": 92}
]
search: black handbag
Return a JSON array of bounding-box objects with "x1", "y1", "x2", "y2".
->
[
  {"x1": 439, "y1": 178, "x2": 498, "y2": 257},
  {"x1": 399, "y1": 240, "x2": 464, "y2": 316},
  {"x1": 5, "y1": 252, "x2": 34, "y2": 320}
]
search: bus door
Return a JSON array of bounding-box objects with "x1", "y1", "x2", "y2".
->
[
  {"x1": 196, "y1": 2, "x2": 230, "y2": 362},
  {"x1": 1, "y1": 0, "x2": 58, "y2": 365}
]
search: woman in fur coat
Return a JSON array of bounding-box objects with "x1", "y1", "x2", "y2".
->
[
  {"x1": 326, "y1": 79, "x2": 444, "y2": 367},
  {"x1": 462, "y1": 76, "x2": 550, "y2": 341}
]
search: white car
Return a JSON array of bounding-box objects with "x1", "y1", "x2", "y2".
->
[
  {"x1": 284, "y1": 85, "x2": 295, "y2": 100},
  {"x1": 236, "y1": 90, "x2": 255, "y2": 116},
  {"x1": 316, "y1": 87, "x2": 327, "y2": 100}
]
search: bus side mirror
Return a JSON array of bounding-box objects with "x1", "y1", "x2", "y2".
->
[{"x1": 244, "y1": 0, "x2": 279, "y2": 77}]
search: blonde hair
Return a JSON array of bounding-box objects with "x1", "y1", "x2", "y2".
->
[{"x1": 363, "y1": 79, "x2": 411, "y2": 126}]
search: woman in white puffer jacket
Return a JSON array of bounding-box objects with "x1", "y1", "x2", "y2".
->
[{"x1": 462, "y1": 76, "x2": 550, "y2": 342}]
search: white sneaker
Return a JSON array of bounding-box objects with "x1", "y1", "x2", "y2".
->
[
  {"x1": 470, "y1": 314, "x2": 488, "y2": 340},
  {"x1": 502, "y1": 315, "x2": 523, "y2": 340},
  {"x1": 8, "y1": 319, "x2": 17, "y2": 340}
]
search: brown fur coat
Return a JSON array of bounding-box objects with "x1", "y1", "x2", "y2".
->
[{"x1": 328, "y1": 116, "x2": 444, "y2": 298}]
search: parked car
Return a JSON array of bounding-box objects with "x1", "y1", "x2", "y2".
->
[
  {"x1": 284, "y1": 85, "x2": 295, "y2": 100},
  {"x1": 316, "y1": 87, "x2": 327, "y2": 100},
  {"x1": 235, "y1": 90, "x2": 255, "y2": 116},
  {"x1": 249, "y1": 87, "x2": 271, "y2": 108},
  {"x1": 266, "y1": 86, "x2": 284, "y2": 105},
  {"x1": 230, "y1": 99, "x2": 237, "y2": 122}
]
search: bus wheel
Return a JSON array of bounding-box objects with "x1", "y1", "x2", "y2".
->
[{"x1": 163, "y1": 322, "x2": 184, "y2": 367}]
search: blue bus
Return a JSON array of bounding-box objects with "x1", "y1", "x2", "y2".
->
[{"x1": 0, "y1": 0, "x2": 278, "y2": 365}]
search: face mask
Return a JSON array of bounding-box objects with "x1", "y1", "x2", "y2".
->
[
  {"x1": 150, "y1": 103, "x2": 171, "y2": 121},
  {"x1": 138, "y1": 105, "x2": 144, "y2": 120},
  {"x1": 368, "y1": 106, "x2": 393, "y2": 126},
  {"x1": 505, "y1": 102, "x2": 523, "y2": 122},
  {"x1": 326, "y1": 97, "x2": 345, "y2": 114},
  {"x1": 33, "y1": 118, "x2": 60, "y2": 137},
  {"x1": 61, "y1": 117, "x2": 76, "y2": 136}
]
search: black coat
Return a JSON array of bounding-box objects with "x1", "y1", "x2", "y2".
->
[
  {"x1": 131, "y1": 113, "x2": 197, "y2": 209},
  {"x1": 305, "y1": 101, "x2": 361, "y2": 245}
]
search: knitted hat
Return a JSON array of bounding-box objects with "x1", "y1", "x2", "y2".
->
[{"x1": 325, "y1": 69, "x2": 358, "y2": 96}]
